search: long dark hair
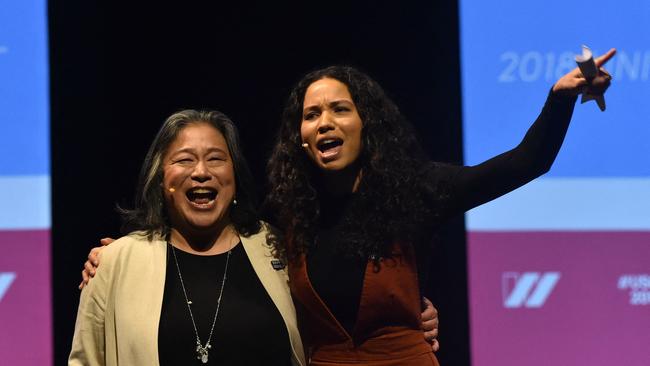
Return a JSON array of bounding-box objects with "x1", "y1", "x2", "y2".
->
[
  {"x1": 120, "y1": 109, "x2": 261, "y2": 239},
  {"x1": 267, "y1": 66, "x2": 442, "y2": 261}
]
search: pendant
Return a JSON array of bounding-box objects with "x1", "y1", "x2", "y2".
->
[{"x1": 196, "y1": 343, "x2": 211, "y2": 364}]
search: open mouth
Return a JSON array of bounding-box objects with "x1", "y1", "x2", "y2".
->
[
  {"x1": 317, "y1": 138, "x2": 343, "y2": 159},
  {"x1": 186, "y1": 187, "x2": 218, "y2": 206}
]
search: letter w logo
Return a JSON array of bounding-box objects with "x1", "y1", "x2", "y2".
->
[
  {"x1": 0, "y1": 272, "x2": 17, "y2": 302},
  {"x1": 502, "y1": 272, "x2": 560, "y2": 308}
]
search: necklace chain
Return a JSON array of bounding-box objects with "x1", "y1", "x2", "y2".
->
[{"x1": 170, "y1": 243, "x2": 232, "y2": 364}]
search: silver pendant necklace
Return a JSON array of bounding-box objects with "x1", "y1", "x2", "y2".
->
[{"x1": 170, "y1": 243, "x2": 232, "y2": 364}]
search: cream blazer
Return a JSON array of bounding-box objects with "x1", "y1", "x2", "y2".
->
[{"x1": 68, "y1": 225, "x2": 305, "y2": 366}]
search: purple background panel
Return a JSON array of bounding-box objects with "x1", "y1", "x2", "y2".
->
[
  {"x1": 468, "y1": 231, "x2": 650, "y2": 366},
  {"x1": 0, "y1": 230, "x2": 52, "y2": 365}
]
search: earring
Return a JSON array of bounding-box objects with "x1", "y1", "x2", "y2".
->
[{"x1": 232, "y1": 199, "x2": 238, "y2": 206}]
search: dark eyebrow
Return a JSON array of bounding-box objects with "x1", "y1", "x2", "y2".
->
[
  {"x1": 303, "y1": 99, "x2": 353, "y2": 112},
  {"x1": 206, "y1": 147, "x2": 229, "y2": 154},
  {"x1": 329, "y1": 99, "x2": 353, "y2": 106},
  {"x1": 302, "y1": 105, "x2": 319, "y2": 113}
]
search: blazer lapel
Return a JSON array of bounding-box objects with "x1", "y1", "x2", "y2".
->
[{"x1": 240, "y1": 226, "x2": 305, "y2": 366}]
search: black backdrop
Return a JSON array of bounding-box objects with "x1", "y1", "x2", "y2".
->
[{"x1": 50, "y1": 1, "x2": 469, "y2": 365}]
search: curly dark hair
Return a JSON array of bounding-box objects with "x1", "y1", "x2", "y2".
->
[
  {"x1": 120, "y1": 109, "x2": 261, "y2": 240},
  {"x1": 266, "y1": 66, "x2": 442, "y2": 262}
]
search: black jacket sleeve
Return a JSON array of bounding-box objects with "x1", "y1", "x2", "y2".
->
[{"x1": 428, "y1": 91, "x2": 578, "y2": 219}]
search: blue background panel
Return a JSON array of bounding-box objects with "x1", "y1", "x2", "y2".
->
[
  {"x1": 0, "y1": 0, "x2": 49, "y2": 176},
  {"x1": 460, "y1": 1, "x2": 650, "y2": 177}
]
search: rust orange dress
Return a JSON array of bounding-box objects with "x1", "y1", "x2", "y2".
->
[{"x1": 289, "y1": 243, "x2": 439, "y2": 365}]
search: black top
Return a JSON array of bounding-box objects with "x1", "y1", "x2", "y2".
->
[
  {"x1": 158, "y1": 242, "x2": 292, "y2": 366},
  {"x1": 307, "y1": 193, "x2": 366, "y2": 334},
  {"x1": 307, "y1": 92, "x2": 577, "y2": 335}
]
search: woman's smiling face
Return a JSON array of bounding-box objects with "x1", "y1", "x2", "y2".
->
[
  {"x1": 162, "y1": 122, "x2": 236, "y2": 233},
  {"x1": 300, "y1": 78, "x2": 363, "y2": 172}
]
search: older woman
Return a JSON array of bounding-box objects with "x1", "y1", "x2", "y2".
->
[
  {"x1": 69, "y1": 110, "x2": 305, "y2": 365},
  {"x1": 264, "y1": 50, "x2": 615, "y2": 364}
]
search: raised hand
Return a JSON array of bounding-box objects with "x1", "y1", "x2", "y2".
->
[{"x1": 552, "y1": 48, "x2": 616, "y2": 97}]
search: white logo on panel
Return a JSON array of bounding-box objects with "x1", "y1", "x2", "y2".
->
[
  {"x1": 0, "y1": 272, "x2": 17, "y2": 302},
  {"x1": 618, "y1": 274, "x2": 650, "y2": 305},
  {"x1": 502, "y1": 272, "x2": 560, "y2": 308}
]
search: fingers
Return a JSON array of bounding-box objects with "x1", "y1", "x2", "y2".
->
[
  {"x1": 599, "y1": 67, "x2": 611, "y2": 77},
  {"x1": 424, "y1": 328, "x2": 439, "y2": 340},
  {"x1": 422, "y1": 296, "x2": 433, "y2": 307},
  {"x1": 88, "y1": 247, "x2": 102, "y2": 266},
  {"x1": 553, "y1": 47, "x2": 616, "y2": 97},
  {"x1": 80, "y1": 243, "x2": 105, "y2": 289},
  {"x1": 421, "y1": 297, "x2": 438, "y2": 320},
  {"x1": 590, "y1": 50, "x2": 615, "y2": 96},
  {"x1": 422, "y1": 296, "x2": 434, "y2": 311},
  {"x1": 421, "y1": 314, "x2": 437, "y2": 331},
  {"x1": 100, "y1": 237, "x2": 115, "y2": 246},
  {"x1": 79, "y1": 259, "x2": 96, "y2": 290},
  {"x1": 595, "y1": 48, "x2": 617, "y2": 68},
  {"x1": 425, "y1": 328, "x2": 439, "y2": 349},
  {"x1": 421, "y1": 317, "x2": 439, "y2": 332},
  {"x1": 79, "y1": 238, "x2": 112, "y2": 290},
  {"x1": 421, "y1": 297, "x2": 440, "y2": 348},
  {"x1": 81, "y1": 249, "x2": 100, "y2": 289},
  {"x1": 553, "y1": 69, "x2": 588, "y2": 95},
  {"x1": 585, "y1": 68, "x2": 612, "y2": 96},
  {"x1": 597, "y1": 67, "x2": 613, "y2": 84},
  {"x1": 84, "y1": 260, "x2": 96, "y2": 277},
  {"x1": 79, "y1": 270, "x2": 88, "y2": 290},
  {"x1": 431, "y1": 339, "x2": 440, "y2": 353}
]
